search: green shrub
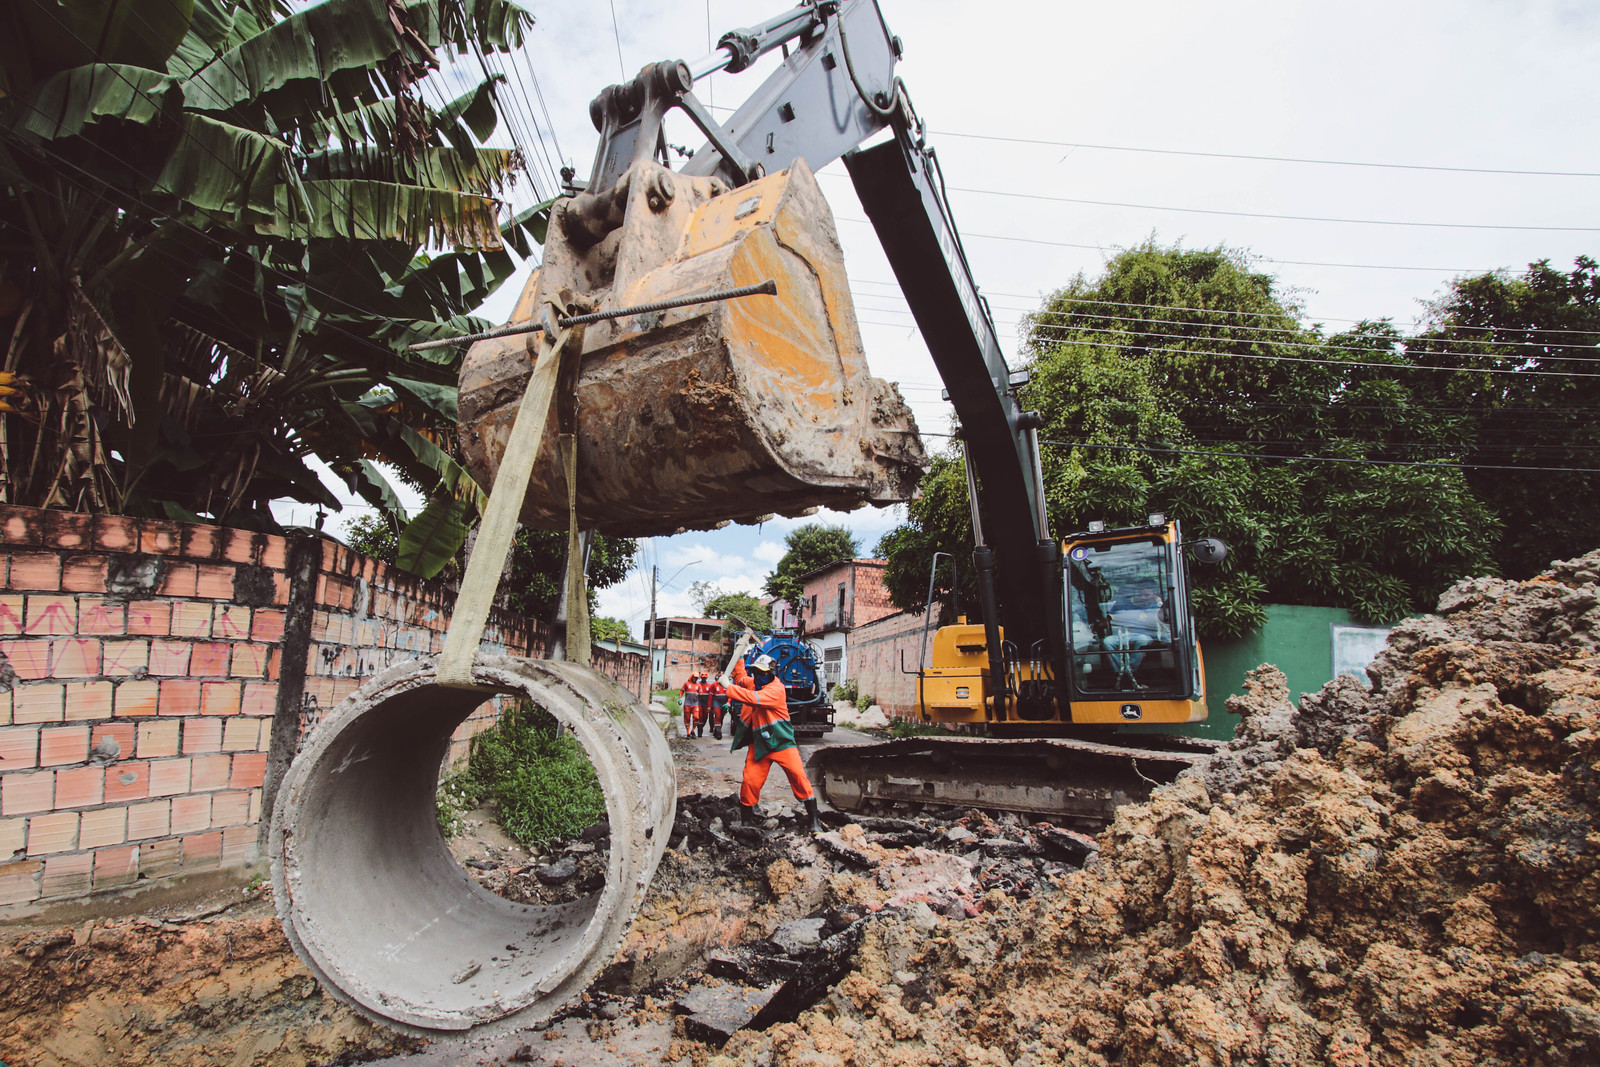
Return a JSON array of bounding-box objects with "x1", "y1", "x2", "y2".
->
[
  {"x1": 855, "y1": 692, "x2": 876, "y2": 712},
  {"x1": 887, "y1": 717, "x2": 947, "y2": 738},
  {"x1": 437, "y1": 700, "x2": 606, "y2": 851},
  {"x1": 831, "y1": 678, "x2": 858, "y2": 706}
]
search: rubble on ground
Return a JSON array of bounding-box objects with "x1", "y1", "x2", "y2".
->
[
  {"x1": 702, "y1": 550, "x2": 1600, "y2": 1066},
  {"x1": 0, "y1": 889, "x2": 420, "y2": 1067}
]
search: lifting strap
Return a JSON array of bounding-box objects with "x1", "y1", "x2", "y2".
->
[{"x1": 437, "y1": 299, "x2": 580, "y2": 689}]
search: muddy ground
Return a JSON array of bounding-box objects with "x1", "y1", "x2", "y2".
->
[
  {"x1": 7, "y1": 551, "x2": 1600, "y2": 1066},
  {"x1": 0, "y1": 724, "x2": 1080, "y2": 1067}
]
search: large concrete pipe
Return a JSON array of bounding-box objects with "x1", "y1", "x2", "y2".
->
[{"x1": 270, "y1": 654, "x2": 674, "y2": 1037}]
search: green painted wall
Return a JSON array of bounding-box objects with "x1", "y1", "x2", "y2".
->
[{"x1": 1118, "y1": 604, "x2": 1374, "y2": 743}]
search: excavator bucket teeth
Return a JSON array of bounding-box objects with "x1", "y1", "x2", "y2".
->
[{"x1": 458, "y1": 158, "x2": 927, "y2": 536}]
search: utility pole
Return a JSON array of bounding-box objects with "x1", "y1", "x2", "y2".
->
[{"x1": 645, "y1": 564, "x2": 658, "y2": 695}]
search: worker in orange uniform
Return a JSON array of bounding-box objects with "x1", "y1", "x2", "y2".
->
[
  {"x1": 719, "y1": 634, "x2": 822, "y2": 833},
  {"x1": 693, "y1": 673, "x2": 712, "y2": 736},
  {"x1": 706, "y1": 674, "x2": 729, "y2": 741},
  {"x1": 680, "y1": 673, "x2": 703, "y2": 737}
]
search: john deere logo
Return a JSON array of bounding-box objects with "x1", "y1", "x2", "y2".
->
[{"x1": 1120, "y1": 703, "x2": 1142, "y2": 720}]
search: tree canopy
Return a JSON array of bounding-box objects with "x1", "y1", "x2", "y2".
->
[
  {"x1": 0, "y1": 0, "x2": 545, "y2": 548},
  {"x1": 762, "y1": 523, "x2": 860, "y2": 626},
  {"x1": 878, "y1": 242, "x2": 1513, "y2": 638}
]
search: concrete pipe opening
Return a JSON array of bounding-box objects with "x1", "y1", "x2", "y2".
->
[{"x1": 270, "y1": 654, "x2": 674, "y2": 1037}]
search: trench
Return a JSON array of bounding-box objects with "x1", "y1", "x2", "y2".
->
[{"x1": 269, "y1": 654, "x2": 675, "y2": 1038}]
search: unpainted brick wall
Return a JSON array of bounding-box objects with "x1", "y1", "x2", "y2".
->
[
  {"x1": 846, "y1": 608, "x2": 934, "y2": 719},
  {"x1": 0, "y1": 506, "x2": 647, "y2": 910}
]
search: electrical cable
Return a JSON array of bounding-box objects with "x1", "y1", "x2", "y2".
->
[
  {"x1": 1037, "y1": 439, "x2": 1600, "y2": 475},
  {"x1": 607, "y1": 0, "x2": 627, "y2": 79},
  {"x1": 852, "y1": 314, "x2": 1600, "y2": 378},
  {"x1": 834, "y1": 215, "x2": 1492, "y2": 274},
  {"x1": 931, "y1": 130, "x2": 1600, "y2": 180},
  {"x1": 849, "y1": 275, "x2": 1600, "y2": 339},
  {"x1": 1015, "y1": 317, "x2": 1600, "y2": 365},
  {"x1": 945, "y1": 184, "x2": 1600, "y2": 234}
]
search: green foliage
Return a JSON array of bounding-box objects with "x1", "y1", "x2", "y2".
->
[
  {"x1": 762, "y1": 523, "x2": 860, "y2": 626},
  {"x1": 503, "y1": 529, "x2": 638, "y2": 618},
  {"x1": 702, "y1": 590, "x2": 772, "y2": 638},
  {"x1": 830, "y1": 677, "x2": 858, "y2": 706},
  {"x1": 591, "y1": 615, "x2": 630, "y2": 644},
  {"x1": 877, "y1": 241, "x2": 1501, "y2": 638},
  {"x1": 439, "y1": 700, "x2": 605, "y2": 851},
  {"x1": 1407, "y1": 256, "x2": 1600, "y2": 578},
  {"x1": 0, "y1": 0, "x2": 542, "y2": 533},
  {"x1": 886, "y1": 717, "x2": 946, "y2": 739},
  {"x1": 397, "y1": 495, "x2": 471, "y2": 576},
  {"x1": 854, "y1": 691, "x2": 875, "y2": 712},
  {"x1": 342, "y1": 511, "x2": 398, "y2": 562}
]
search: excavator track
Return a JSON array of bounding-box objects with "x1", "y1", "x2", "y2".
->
[{"x1": 807, "y1": 735, "x2": 1221, "y2": 831}]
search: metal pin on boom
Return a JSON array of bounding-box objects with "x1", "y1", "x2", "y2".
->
[{"x1": 406, "y1": 279, "x2": 779, "y2": 352}]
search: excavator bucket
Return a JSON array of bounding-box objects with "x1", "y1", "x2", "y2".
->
[{"x1": 458, "y1": 158, "x2": 927, "y2": 536}]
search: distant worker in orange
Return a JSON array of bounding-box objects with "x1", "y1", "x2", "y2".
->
[
  {"x1": 680, "y1": 673, "x2": 704, "y2": 737},
  {"x1": 719, "y1": 633, "x2": 822, "y2": 833},
  {"x1": 693, "y1": 673, "x2": 713, "y2": 736},
  {"x1": 706, "y1": 674, "x2": 729, "y2": 741}
]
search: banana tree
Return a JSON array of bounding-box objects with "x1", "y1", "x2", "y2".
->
[{"x1": 0, "y1": 0, "x2": 547, "y2": 551}]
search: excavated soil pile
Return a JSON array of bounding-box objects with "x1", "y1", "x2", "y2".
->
[
  {"x1": 0, "y1": 895, "x2": 420, "y2": 1067},
  {"x1": 708, "y1": 552, "x2": 1600, "y2": 1066}
]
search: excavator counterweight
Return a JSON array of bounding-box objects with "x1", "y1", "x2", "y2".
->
[{"x1": 458, "y1": 157, "x2": 926, "y2": 535}]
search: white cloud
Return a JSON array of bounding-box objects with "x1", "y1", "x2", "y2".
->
[{"x1": 752, "y1": 541, "x2": 786, "y2": 564}]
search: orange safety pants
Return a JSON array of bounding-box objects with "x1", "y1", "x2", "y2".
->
[{"x1": 739, "y1": 745, "x2": 814, "y2": 805}]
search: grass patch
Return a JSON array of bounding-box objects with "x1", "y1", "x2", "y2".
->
[
  {"x1": 653, "y1": 689, "x2": 681, "y2": 717},
  {"x1": 437, "y1": 700, "x2": 606, "y2": 851},
  {"x1": 885, "y1": 717, "x2": 950, "y2": 739}
]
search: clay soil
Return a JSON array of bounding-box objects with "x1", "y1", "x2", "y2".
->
[
  {"x1": 705, "y1": 551, "x2": 1600, "y2": 1067},
  {"x1": 8, "y1": 551, "x2": 1600, "y2": 1066}
]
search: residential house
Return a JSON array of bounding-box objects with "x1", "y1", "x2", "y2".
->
[
  {"x1": 794, "y1": 558, "x2": 897, "y2": 691},
  {"x1": 641, "y1": 616, "x2": 727, "y2": 690}
]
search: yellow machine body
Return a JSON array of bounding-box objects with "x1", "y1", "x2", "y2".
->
[
  {"x1": 458, "y1": 159, "x2": 927, "y2": 536},
  {"x1": 915, "y1": 522, "x2": 1209, "y2": 727}
]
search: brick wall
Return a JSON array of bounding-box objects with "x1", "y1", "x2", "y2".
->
[
  {"x1": 0, "y1": 506, "x2": 646, "y2": 912},
  {"x1": 846, "y1": 608, "x2": 934, "y2": 719},
  {"x1": 799, "y1": 560, "x2": 896, "y2": 634}
]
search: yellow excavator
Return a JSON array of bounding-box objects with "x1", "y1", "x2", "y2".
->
[{"x1": 459, "y1": 0, "x2": 1229, "y2": 825}]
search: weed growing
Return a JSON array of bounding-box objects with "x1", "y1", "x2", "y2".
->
[{"x1": 436, "y1": 701, "x2": 606, "y2": 851}]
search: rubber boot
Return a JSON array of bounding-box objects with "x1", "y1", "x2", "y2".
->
[
  {"x1": 736, "y1": 802, "x2": 758, "y2": 828},
  {"x1": 804, "y1": 797, "x2": 823, "y2": 834}
]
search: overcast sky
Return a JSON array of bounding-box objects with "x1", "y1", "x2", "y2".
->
[{"x1": 279, "y1": 0, "x2": 1600, "y2": 639}]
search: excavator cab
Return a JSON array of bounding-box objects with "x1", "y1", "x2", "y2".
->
[{"x1": 1062, "y1": 519, "x2": 1207, "y2": 724}]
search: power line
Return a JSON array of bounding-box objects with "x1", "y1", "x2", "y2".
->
[
  {"x1": 850, "y1": 310, "x2": 1600, "y2": 378},
  {"x1": 945, "y1": 185, "x2": 1600, "y2": 234},
  {"x1": 849, "y1": 276, "x2": 1600, "y2": 338},
  {"x1": 607, "y1": 0, "x2": 627, "y2": 79},
  {"x1": 833, "y1": 215, "x2": 1489, "y2": 274},
  {"x1": 1015, "y1": 317, "x2": 1600, "y2": 365},
  {"x1": 933, "y1": 130, "x2": 1600, "y2": 180},
  {"x1": 1038, "y1": 439, "x2": 1600, "y2": 475}
]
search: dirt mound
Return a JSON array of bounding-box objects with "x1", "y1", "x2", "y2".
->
[
  {"x1": 0, "y1": 893, "x2": 420, "y2": 1066},
  {"x1": 707, "y1": 551, "x2": 1600, "y2": 1066}
]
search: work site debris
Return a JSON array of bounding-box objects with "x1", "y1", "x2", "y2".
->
[
  {"x1": 702, "y1": 550, "x2": 1600, "y2": 1066},
  {"x1": 0, "y1": 896, "x2": 420, "y2": 1066}
]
